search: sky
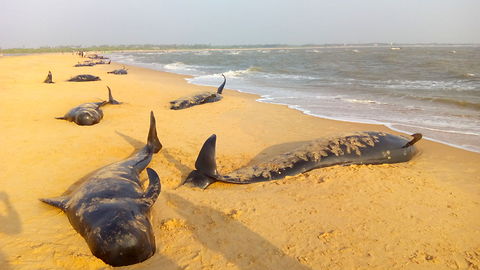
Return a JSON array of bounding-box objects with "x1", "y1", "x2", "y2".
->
[{"x1": 0, "y1": 0, "x2": 479, "y2": 48}]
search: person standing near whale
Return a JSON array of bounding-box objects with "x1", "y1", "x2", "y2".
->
[
  {"x1": 170, "y1": 74, "x2": 226, "y2": 110},
  {"x1": 40, "y1": 112, "x2": 162, "y2": 266},
  {"x1": 55, "y1": 86, "x2": 121, "y2": 126}
]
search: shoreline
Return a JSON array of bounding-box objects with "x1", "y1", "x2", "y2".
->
[
  {"x1": 1, "y1": 53, "x2": 479, "y2": 269},
  {"x1": 109, "y1": 52, "x2": 480, "y2": 154}
]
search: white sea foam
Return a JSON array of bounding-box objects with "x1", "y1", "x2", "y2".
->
[
  {"x1": 381, "y1": 79, "x2": 476, "y2": 91},
  {"x1": 226, "y1": 50, "x2": 241, "y2": 55},
  {"x1": 223, "y1": 67, "x2": 259, "y2": 78},
  {"x1": 106, "y1": 47, "x2": 480, "y2": 153},
  {"x1": 258, "y1": 73, "x2": 318, "y2": 80},
  {"x1": 163, "y1": 62, "x2": 196, "y2": 72},
  {"x1": 195, "y1": 51, "x2": 211, "y2": 56},
  {"x1": 344, "y1": 98, "x2": 385, "y2": 105}
]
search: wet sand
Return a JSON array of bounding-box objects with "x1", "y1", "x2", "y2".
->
[{"x1": 0, "y1": 53, "x2": 479, "y2": 269}]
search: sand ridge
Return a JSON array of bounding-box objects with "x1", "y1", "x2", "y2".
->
[{"x1": 0, "y1": 53, "x2": 479, "y2": 269}]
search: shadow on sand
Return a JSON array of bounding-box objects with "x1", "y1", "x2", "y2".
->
[
  {"x1": 166, "y1": 193, "x2": 311, "y2": 270},
  {"x1": 162, "y1": 148, "x2": 192, "y2": 182},
  {"x1": 115, "y1": 130, "x2": 145, "y2": 150},
  {"x1": 116, "y1": 131, "x2": 192, "y2": 184},
  {"x1": 60, "y1": 131, "x2": 146, "y2": 194},
  {"x1": 0, "y1": 191, "x2": 22, "y2": 270}
]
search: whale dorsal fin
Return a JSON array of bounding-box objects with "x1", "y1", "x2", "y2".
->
[
  {"x1": 40, "y1": 196, "x2": 70, "y2": 211},
  {"x1": 403, "y1": 133, "x2": 422, "y2": 148},
  {"x1": 106, "y1": 86, "x2": 122, "y2": 105},
  {"x1": 195, "y1": 134, "x2": 218, "y2": 177},
  {"x1": 141, "y1": 168, "x2": 161, "y2": 209},
  {"x1": 147, "y1": 111, "x2": 162, "y2": 153}
]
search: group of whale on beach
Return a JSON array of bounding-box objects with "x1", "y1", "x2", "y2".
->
[{"x1": 40, "y1": 53, "x2": 422, "y2": 266}]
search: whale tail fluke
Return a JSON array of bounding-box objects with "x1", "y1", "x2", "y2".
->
[
  {"x1": 183, "y1": 134, "x2": 218, "y2": 189},
  {"x1": 403, "y1": 133, "x2": 422, "y2": 148},
  {"x1": 96, "y1": 101, "x2": 108, "y2": 109},
  {"x1": 147, "y1": 111, "x2": 162, "y2": 154},
  {"x1": 106, "y1": 86, "x2": 122, "y2": 105},
  {"x1": 217, "y1": 74, "x2": 226, "y2": 94}
]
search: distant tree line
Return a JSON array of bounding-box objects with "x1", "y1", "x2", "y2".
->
[
  {"x1": 0, "y1": 44, "x2": 326, "y2": 54},
  {"x1": 2, "y1": 43, "x2": 472, "y2": 54}
]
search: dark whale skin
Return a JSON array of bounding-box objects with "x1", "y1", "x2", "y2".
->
[
  {"x1": 41, "y1": 112, "x2": 162, "y2": 266},
  {"x1": 184, "y1": 132, "x2": 422, "y2": 189}
]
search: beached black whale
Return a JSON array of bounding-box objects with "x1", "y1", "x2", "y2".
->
[
  {"x1": 108, "y1": 67, "x2": 128, "y2": 75},
  {"x1": 68, "y1": 74, "x2": 101, "y2": 82},
  {"x1": 170, "y1": 74, "x2": 226, "y2": 110},
  {"x1": 43, "y1": 71, "x2": 54, "y2": 83},
  {"x1": 74, "y1": 61, "x2": 96, "y2": 67},
  {"x1": 94, "y1": 60, "x2": 111, "y2": 65},
  {"x1": 55, "y1": 86, "x2": 121, "y2": 126},
  {"x1": 40, "y1": 112, "x2": 162, "y2": 266},
  {"x1": 184, "y1": 132, "x2": 422, "y2": 189},
  {"x1": 75, "y1": 60, "x2": 110, "y2": 67},
  {"x1": 87, "y1": 54, "x2": 109, "y2": 60}
]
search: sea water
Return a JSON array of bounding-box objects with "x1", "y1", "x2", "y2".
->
[{"x1": 107, "y1": 46, "x2": 480, "y2": 153}]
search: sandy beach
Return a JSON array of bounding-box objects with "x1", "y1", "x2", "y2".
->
[{"x1": 1, "y1": 53, "x2": 479, "y2": 269}]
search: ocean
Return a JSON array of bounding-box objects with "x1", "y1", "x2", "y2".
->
[{"x1": 106, "y1": 46, "x2": 480, "y2": 153}]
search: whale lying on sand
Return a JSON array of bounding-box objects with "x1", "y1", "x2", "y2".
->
[
  {"x1": 40, "y1": 112, "x2": 162, "y2": 266},
  {"x1": 55, "y1": 86, "x2": 121, "y2": 126},
  {"x1": 68, "y1": 74, "x2": 101, "y2": 82},
  {"x1": 74, "y1": 62, "x2": 96, "y2": 67},
  {"x1": 108, "y1": 67, "x2": 128, "y2": 75},
  {"x1": 170, "y1": 74, "x2": 226, "y2": 110},
  {"x1": 183, "y1": 132, "x2": 422, "y2": 189},
  {"x1": 44, "y1": 71, "x2": 54, "y2": 83}
]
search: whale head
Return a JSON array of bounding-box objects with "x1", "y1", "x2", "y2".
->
[
  {"x1": 75, "y1": 109, "x2": 103, "y2": 126},
  {"x1": 84, "y1": 202, "x2": 156, "y2": 266}
]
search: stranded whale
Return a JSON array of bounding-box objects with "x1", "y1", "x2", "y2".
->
[
  {"x1": 55, "y1": 86, "x2": 121, "y2": 126},
  {"x1": 40, "y1": 112, "x2": 162, "y2": 266},
  {"x1": 184, "y1": 132, "x2": 422, "y2": 189},
  {"x1": 68, "y1": 74, "x2": 101, "y2": 82},
  {"x1": 170, "y1": 74, "x2": 226, "y2": 110},
  {"x1": 108, "y1": 66, "x2": 128, "y2": 75},
  {"x1": 43, "y1": 71, "x2": 54, "y2": 83}
]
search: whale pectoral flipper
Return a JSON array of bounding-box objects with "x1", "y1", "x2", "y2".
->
[
  {"x1": 141, "y1": 168, "x2": 161, "y2": 209},
  {"x1": 55, "y1": 116, "x2": 66, "y2": 120},
  {"x1": 40, "y1": 196, "x2": 70, "y2": 211},
  {"x1": 402, "y1": 133, "x2": 422, "y2": 148}
]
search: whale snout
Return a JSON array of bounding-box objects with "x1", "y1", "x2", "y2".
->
[
  {"x1": 88, "y1": 211, "x2": 156, "y2": 266},
  {"x1": 76, "y1": 112, "x2": 99, "y2": 126},
  {"x1": 101, "y1": 231, "x2": 155, "y2": 266}
]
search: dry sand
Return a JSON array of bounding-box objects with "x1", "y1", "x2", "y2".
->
[{"x1": 0, "y1": 53, "x2": 479, "y2": 270}]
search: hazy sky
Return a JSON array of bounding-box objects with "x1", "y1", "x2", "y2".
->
[{"x1": 1, "y1": 0, "x2": 479, "y2": 48}]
